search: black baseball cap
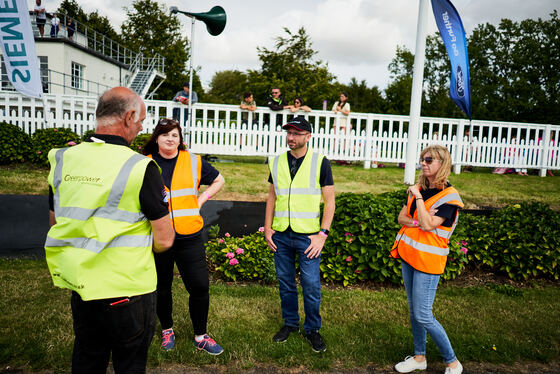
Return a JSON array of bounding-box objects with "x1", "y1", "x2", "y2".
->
[{"x1": 282, "y1": 117, "x2": 312, "y2": 133}]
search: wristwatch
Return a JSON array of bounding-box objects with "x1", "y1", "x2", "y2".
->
[{"x1": 319, "y1": 228, "x2": 330, "y2": 236}]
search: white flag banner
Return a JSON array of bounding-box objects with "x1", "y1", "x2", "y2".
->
[{"x1": 0, "y1": 0, "x2": 43, "y2": 98}]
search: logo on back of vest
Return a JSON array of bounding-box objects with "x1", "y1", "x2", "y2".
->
[{"x1": 64, "y1": 174, "x2": 102, "y2": 185}]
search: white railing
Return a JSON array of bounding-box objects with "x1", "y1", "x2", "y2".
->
[{"x1": 1, "y1": 93, "x2": 558, "y2": 176}]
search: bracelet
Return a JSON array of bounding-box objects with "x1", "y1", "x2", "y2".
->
[
  {"x1": 319, "y1": 229, "x2": 329, "y2": 237},
  {"x1": 203, "y1": 191, "x2": 211, "y2": 200},
  {"x1": 416, "y1": 197, "x2": 423, "y2": 200},
  {"x1": 413, "y1": 219, "x2": 419, "y2": 227}
]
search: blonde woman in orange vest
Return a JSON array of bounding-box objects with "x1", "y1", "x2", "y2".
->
[
  {"x1": 390, "y1": 145, "x2": 464, "y2": 374},
  {"x1": 143, "y1": 119, "x2": 225, "y2": 355}
]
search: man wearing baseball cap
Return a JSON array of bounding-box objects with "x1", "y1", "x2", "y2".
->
[{"x1": 264, "y1": 117, "x2": 335, "y2": 353}]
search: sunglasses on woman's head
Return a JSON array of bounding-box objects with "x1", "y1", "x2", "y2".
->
[
  {"x1": 419, "y1": 156, "x2": 438, "y2": 164},
  {"x1": 158, "y1": 119, "x2": 179, "y2": 126}
]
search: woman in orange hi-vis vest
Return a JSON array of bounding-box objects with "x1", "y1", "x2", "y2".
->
[
  {"x1": 143, "y1": 119, "x2": 225, "y2": 355},
  {"x1": 390, "y1": 145, "x2": 464, "y2": 374}
]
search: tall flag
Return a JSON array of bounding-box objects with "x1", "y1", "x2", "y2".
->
[
  {"x1": 431, "y1": 0, "x2": 471, "y2": 119},
  {"x1": 0, "y1": 0, "x2": 43, "y2": 98}
]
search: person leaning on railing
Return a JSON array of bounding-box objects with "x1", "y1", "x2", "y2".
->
[{"x1": 390, "y1": 145, "x2": 464, "y2": 374}]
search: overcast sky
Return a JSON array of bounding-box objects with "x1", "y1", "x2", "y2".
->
[{"x1": 29, "y1": 0, "x2": 558, "y2": 90}]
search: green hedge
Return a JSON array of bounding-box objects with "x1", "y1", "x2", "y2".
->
[
  {"x1": 0, "y1": 122, "x2": 32, "y2": 164},
  {"x1": 206, "y1": 192, "x2": 558, "y2": 285},
  {"x1": 30, "y1": 128, "x2": 80, "y2": 165}
]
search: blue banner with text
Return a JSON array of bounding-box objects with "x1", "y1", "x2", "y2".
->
[{"x1": 431, "y1": 0, "x2": 471, "y2": 119}]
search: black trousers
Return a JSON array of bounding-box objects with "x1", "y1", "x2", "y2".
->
[
  {"x1": 70, "y1": 291, "x2": 157, "y2": 374},
  {"x1": 154, "y1": 235, "x2": 209, "y2": 335}
]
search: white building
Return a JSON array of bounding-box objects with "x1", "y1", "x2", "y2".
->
[{"x1": 0, "y1": 11, "x2": 165, "y2": 98}]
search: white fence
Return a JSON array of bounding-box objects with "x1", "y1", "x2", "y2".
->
[{"x1": 1, "y1": 92, "x2": 558, "y2": 176}]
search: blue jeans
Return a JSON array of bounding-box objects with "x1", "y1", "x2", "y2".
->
[
  {"x1": 273, "y1": 229, "x2": 321, "y2": 333},
  {"x1": 401, "y1": 261, "x2": 457, "y2": 364}
]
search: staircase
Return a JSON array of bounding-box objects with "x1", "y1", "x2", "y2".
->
[{"x1": 127, "y1": 55, "x2": 166, "y2": 98}]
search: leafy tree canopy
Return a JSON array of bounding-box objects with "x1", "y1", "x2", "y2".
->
[{"x1": 120, "y1": 0, "x2": 196, "y2": 100}]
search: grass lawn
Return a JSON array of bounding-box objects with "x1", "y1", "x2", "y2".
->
[
  {"x1": 1, "y1": 259, "x2": 559, "y2": 373},
  {"x1": 1, "y1": 160, "x2": 559, "y2": 209}
]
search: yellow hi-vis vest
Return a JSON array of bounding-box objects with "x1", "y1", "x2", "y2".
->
[
  {"x1": 269, "y1": 151, "x2": 323, "y2": 234},
  {"x1": 44, "y1": 142, "x2": 156, "y2": 301},
  {"x1": 148, "y1": 151, "x2": 203, "y2": 235},
  {"x1": 390, "y1": 186, "x2": 464, "y2": 274}
]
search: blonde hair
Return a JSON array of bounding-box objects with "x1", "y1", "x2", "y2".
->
[{"x1": 418, "y1": 145, "x2": 452, "y2": 190}]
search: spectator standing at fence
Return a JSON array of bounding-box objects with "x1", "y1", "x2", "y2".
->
[
  {"x1": 44, "y1": 87, "x2": 175, "y2": 373},
  {"x1": 267, "y1": 87, "x2": 289, "y2": 126},
  {"x1": 173, "y1": 82, "x2": 198, "y2": 126},
  {"x1": 34, "y1": 0, "x2": 46, "y2": 37},
  {"x1": 390, "y1": 145, "x2": 464, "y2": 374},
  {"x1": 264, "y1": 117, "x2": 335, "y2": 353},
  {"x1": 240, "y1": 92, "x2": 257, "y2": 124},
  {"x1": 50, "y1": 13, "x2": 60, "y2": 38},
  {"x1": 66, "y1": 17, "x2": 76, "y2": 40},
  {"x1": 143, "y1": 119, "x2": 226, "y2": 355},
  {"x1": 332, "y1": 92, "x2": 350, "y2": 134},
  {"x1": 288, "y1": 96, "x2": 312, "y2": 114}
]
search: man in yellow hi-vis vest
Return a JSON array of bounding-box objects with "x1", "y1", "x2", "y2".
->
[
  {"x1": 45, "y1": 87, "x2": 175, "y2": 373},
  {"x1": 264, "y1": 117, "x2": 335, "y2": 353}
]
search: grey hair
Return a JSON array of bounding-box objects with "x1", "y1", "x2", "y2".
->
[{"x1": 96, "y1": 89, "x2": 141, "y2": 126}]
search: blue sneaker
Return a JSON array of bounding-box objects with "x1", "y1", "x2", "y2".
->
[
  {"x1": 193, "y1": 334, "x2": 224, "y2": 355},
  {"x1": 161, "y1": 328, "x2": 175, "y2": 351}
]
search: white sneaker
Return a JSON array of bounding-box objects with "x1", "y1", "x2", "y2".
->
[
  {"x1": 394, "y1": 355, "x2": 427, "y2": 373},
  {"x1": 444, "y1": 360, "x2": 463, "y2": 374}
]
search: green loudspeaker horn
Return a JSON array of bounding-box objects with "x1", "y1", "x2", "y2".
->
[{"x1": 185, "y1": 6, "x2": 226, "y2": 36}]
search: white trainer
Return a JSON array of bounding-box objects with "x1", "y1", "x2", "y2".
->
[
  {"x1": 444, "y1": 360, "x2": 463, "y2": 374},
  {"x1": 394, "y1": 355, "x2": 428, "y2": 373}
]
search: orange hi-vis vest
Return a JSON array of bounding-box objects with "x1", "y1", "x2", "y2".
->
[
  {"x1": 390, "y1": 186, "x2": 464, "y2": 274},
  {"x1": 149, "y1": 150, "x2": 203, "y2": 235}
]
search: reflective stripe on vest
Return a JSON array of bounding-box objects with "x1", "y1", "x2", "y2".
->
[
  {"x1": 270, "y1": 151, "x2": 323, "y2": 233},
  {"x1": 149, "y1": 151, "x2": 203, "y2": 235},
  {"x1": 45, "y1": 234, "x2": 152, "y2": 254},
  {"x1": 390, "y1": 186, "x2": 464, "y2": 274}
]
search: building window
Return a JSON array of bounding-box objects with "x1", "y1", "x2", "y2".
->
[
  {"x1": 71, "y1": 62, "x2": 84, "y2": 90},
  {"x1": 1, "y1": 56, "x2": 16, "y2": 92},
  {"x1": 39, "y1": 56, "x2": 48, "y2": 93}
]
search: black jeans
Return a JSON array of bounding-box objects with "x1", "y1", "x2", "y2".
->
[
  {"x1": 70, "y1": 291, "x2": 157, "y2": 374},
  {"x1": 154, "y1": 235, "x2": 209, "y2": 335}
]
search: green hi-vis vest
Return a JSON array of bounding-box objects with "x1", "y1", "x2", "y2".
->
[
  {"x1": 45, "y1": 142, "x2": 156, "y2": 301},
  {"x1": 269, "y1": 151, "x2": 323, "y2": 234}
]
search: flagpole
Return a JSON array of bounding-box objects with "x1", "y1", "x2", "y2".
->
[{"x1": 404, "y1": 0, "x2": 430, "y2": 185}]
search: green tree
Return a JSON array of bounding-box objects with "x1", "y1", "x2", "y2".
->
[
  {"x1": 338, "y1": 78, "x2": 385, "y2": 114},
  {"x1": 248, "y1": 27, "x2": 337, "y2": 109},
  {"x1": 120, "y1": 0, "x2": 196, "y2": 100},
  {"x1": 56, "y1": 0, "x2": 87, "y2": 24},
  {"x1": 207, "y1": 70, "x2": 249, "y2": 104},
  {"x1": 384, "y1": 46, "x2": 414, "y2": 115}
]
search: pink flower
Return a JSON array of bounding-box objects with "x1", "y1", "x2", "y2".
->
[
  {"x1": 68, "y1": 141, "x2": 77, "y2": 146},
  {"x1": 455, "y1": 242, "x2": 460, "y2": 246},
  {"x1": 258, "y1": 226, "x2": 265, "y2": 232},
  {"x1": 53, "y1": 128, "x2": 58, "y2": 132},
  {"x1": 346, "y1": 237, "x2": 354, "y2": 243},
  {"x1": 36, "y1": 150, "x2": 42, "y2": 154},
  {"x1": 461, "y1": 240, "x2": 468, "y2": 246},
  {"x1": 225, "y1": 232, "x2": 231, "y2": 237},
  {"x1": 229, "y1": 258, "x2": 239, "y2": 266},
  {"x1": 345, "y1": 256, "x2": 352, "y2": 262},
  {"x1": 226, "y1": 252, "x2": 234, "y2": 259},
  {"x1": 344, "y1": 232, "x2": 353, "y2": 237},
  {"x1": 236, "y1": 248, "x2": 244, "y2": 255},
  {"x1": 218, "y1": 239, "x2": 225, "y2": 244},
  {"x1": 460, "y1": 247, "x2": 468, "y2": 254},
  {"x1": 354, "y1": 269, "x2": 361, "y2": 274}
]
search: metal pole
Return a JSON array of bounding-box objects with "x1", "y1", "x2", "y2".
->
[
  {"x1": 187, "y1": 17, "x2": 195, "y2": 145},
  {"x1": 404, "y1": 0, "x2": 430, "y2": 185}
]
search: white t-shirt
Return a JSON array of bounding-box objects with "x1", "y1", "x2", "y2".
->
[
  {"x1": 332, "y1": 101, "x2": 350, "y2": 128},
  {"x1": 34, "y1": 4, "x2": 46, "y2": 20},
  {"x1": 51, "y1": 16, "x2": 60, "y2": 26}
]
